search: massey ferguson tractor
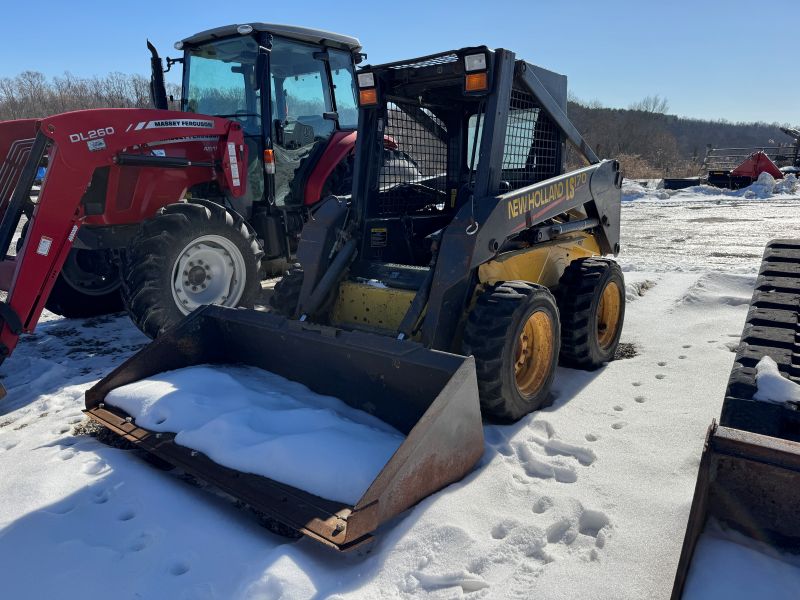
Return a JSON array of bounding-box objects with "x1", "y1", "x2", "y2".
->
[{"x1": 0, "y1": 23, "x2": 365, "y2": 344}]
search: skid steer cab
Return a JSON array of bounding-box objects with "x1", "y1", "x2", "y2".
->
[
  {"x1": 85, "y1": 46, "x2": 625, "y2": 550},
  {"x1": 0, "y1": 23, "x2": 365, "y2": 350}
]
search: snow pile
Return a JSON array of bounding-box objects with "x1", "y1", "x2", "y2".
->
[
  {"x1": 683, "y1": 527, "x2": 800, "y2": 600},
  {"x1": 775, "y1": 173, "x2": 799, "y2": 195},
  {"x1": 754, "y1": 356, "x2": 800, "y2": 405},
  {"x1": 622, "y1": 179, "x2": 670, "y2": 201},
  {"x1": 106, "y1": 365, "x2": 405, "y2": 505}
]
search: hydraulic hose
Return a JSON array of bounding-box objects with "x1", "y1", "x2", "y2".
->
[{"x1": 301, "y1": 238, "x2": 357, "y2": 317}]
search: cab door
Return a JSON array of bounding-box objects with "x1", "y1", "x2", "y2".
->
[{"x1": 268, "y1": 38, "x2": 336, "y2": 206}]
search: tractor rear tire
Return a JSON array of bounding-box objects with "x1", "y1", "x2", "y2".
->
[
  {"x1": 462, "y1": 282, "x2": 561, "y2": 422},
  {"x1": 557, "y1": 257, "x2": 625, "y2": 370},
  {"x1": 270, "y1": 267, "x2": 304, "y2": 317},
  {"x1": 122, "y1": 200, "x2": 263, "y2": 339}
]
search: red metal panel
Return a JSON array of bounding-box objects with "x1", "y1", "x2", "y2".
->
[
  {"x1": 303, "y1": 131, "x2": 356, "y2": 205},
  {"x1": 730, "y1": 151, "x2": 783, "y2": 179},
  {"x1": 0, "y1": 119, "x2": 38, "y2": 217}
]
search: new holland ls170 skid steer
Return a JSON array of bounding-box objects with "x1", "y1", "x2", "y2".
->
[
  {"x1": 0, "y1": 23, "x2": 365, "y2": 345},
  {"x1": 83, "y1": 46, "x2": 624, "y2": 549}
]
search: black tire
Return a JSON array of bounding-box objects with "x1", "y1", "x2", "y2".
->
[
  {"x1": 557, "y1": 257, "x2": 625, "y2": 370},
  {"x1": 16, "y1": 221, "x2": 123, "y2": 318},
  {"x1": 462, "y1": 282, "x2": 561, "y2": 422},
  {"x1": 269, "y1": 267, "x2": 304, "y2": 317},
  {"x1": 122, "y1": 200, "x2": 263, "y2": 339}
]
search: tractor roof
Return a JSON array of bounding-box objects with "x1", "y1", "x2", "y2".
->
[{"x1": 181, "y1": 23, "x2": 361, "y2": 53}]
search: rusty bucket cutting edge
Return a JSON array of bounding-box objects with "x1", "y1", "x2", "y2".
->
[{"x1": 84, "y1": 304, "x2": 484, "y2": 550}]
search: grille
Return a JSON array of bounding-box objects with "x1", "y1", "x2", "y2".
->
[
  {"x1": 386, "y1": 53, "x2": 459, "y2": 71},
  {"x1": 376, "y1": 102, "x2": 448, "y2": 216},
  {"x1": 501, "y1": 88, "x2": 561, "y2": 190}
]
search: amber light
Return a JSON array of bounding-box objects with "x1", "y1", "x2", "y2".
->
[
  {"x1": 263, "y1": 149, "x2": 275, "y2": 174},
  {"x1": 465, "y1": 72, "x2": 488, "y2": 92},
  {"x1": 359, "y1": 88, "x2": 378, "y2": 106}
]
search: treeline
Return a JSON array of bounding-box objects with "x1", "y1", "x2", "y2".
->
[
  {"x1": 0, "y1": 71, "x2": 179, "y2": 121},
  {"x1": 1, "y1": 71, "x2": 796, "y2": 180},
  {"x1": 567, "y1": 95, "x2": 798, "y2": 178}
]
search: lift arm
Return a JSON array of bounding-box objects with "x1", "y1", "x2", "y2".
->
[{"x1": 0, "y1": 108, "x2": 246, "y2": 371}]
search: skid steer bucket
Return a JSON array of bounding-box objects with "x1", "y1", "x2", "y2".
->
[
  {"x1": 85, "y1": 305, "x2": 483, "y2": 551},
  {"x1": 672, "y1": 239, "x2": 800, "y2": 597}
]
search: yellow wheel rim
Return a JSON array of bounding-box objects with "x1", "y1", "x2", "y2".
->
[
  {"x1": 514, "y1": 310, "x2": 554, "y2": 398},
  {"x1": 597, "y1": 281, "x2": 622, "y2": 350}
]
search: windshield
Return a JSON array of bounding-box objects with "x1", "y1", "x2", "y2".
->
[{"x1": 183, "y1": 36, "x2": 261, "y2": 135}]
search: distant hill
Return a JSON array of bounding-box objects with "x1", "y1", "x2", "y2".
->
[{"x1": 567, "y1": 97, "x2": 798, "y2": 178}]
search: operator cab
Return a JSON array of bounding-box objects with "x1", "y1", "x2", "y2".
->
[{"x1": 174, "y1": 24, "x2": 362, "y2": 216}]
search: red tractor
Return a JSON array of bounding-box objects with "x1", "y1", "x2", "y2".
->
[{"x1": 0, "y1": 23, "x2": 364, "y2": 346}]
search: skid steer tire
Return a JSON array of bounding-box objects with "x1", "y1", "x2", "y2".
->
[
  {"x1": 557, "y1": 257, "x2": 625, "y2": 370},
  {"x1": 122, "y1": 200, "x2": 263, "y2": 339},
  {"x1": 462, "y1": 282, "x2": 560, "y2": 423},
  {"x1": 269, "y1": 267, "x2": 304, "y2": 317}
]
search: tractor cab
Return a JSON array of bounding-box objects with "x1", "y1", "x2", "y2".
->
[{"x1": 152, "y1": 23, "x2": 363, "y2": 259}]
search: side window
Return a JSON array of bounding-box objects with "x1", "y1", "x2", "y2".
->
[
  {"x1": 269, "y1": 38, "x2": 335, "y2": 205},
  {"x1": 466, "y1": 114, "x2": 484, "y2": 169},
  {"x1": 330, "y1": 50, "x2": 358, "y2": 129}
]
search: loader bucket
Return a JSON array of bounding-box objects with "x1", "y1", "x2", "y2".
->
[
  {"x1": 672, "y1": 239, "x2": 800, "y2": 597},
  {"x1": 671, "y1": 423, "x2": 800, "y2": 598},
  {"x1": 85, "y1": 305, "x2": 483, "y2": 551}
]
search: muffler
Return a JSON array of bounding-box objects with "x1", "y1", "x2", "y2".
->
[{"x1": 85, "y1": 305, "x2": 483, "y2": 550}]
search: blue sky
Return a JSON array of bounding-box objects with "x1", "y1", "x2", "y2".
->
[{"x1": 5, "y1": 0, "x2": 797, "y2": 125}]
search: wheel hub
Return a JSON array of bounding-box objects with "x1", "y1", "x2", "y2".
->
[
  {"x1": 597, "y1": 281, "x2": 622, "y2": 350},
  {"x1": 514, "y1": 310, "x2": 554, "y2": 399},
  {"x1": 171, "y1": 235, "x2": 247, "y2": 315},
  {"x1": 60, "y1": 249, "x2": 121, "y2": 296}
]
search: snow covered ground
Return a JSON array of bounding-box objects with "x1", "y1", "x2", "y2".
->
[{"x1": 2, "y1": 180, "x2": 800, "y2": 599}]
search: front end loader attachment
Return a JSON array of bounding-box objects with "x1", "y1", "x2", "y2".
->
[
  {"x1": 84, "y1": 305, "x2": 483, "y2": 550},
  {"x1": 672, "y1": 239, "x2": 800, "y2": 597},
  {"x1": 0, "y1": 109, "x2": 247, "y2": 372}
]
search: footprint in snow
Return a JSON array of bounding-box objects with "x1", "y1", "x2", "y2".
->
[
  {"x1": 679, "y1": 355, "x2": 687, "y2": 360},
  {"x1": 91, "y1": 489, "x2": 110, "y2": 504},
  {"x1": 655, "y1": 374, "x2": 666, "y2": 380},
  {"x1": 413, "y1": 570, "x2": 490, "y2": 594},
  {"x1": 611, "y1": 421, "x2": 627, "y2": 430},
  {"x1": 82, "y1": 458, "x2": 108, "y2": 476},
  {"x1": 533, "y1": 496, "x2": 553, "y2": 514},
  {"x1": 632, "y1": 382, "x2": 642, "y2": 387},
  {"x1": 511, "y1": 420, "x2": 596, "y2": 484},
  {"x1": 169, "y1": 561, "x2": 191, "y2": 576},
  {"x1": 683, "y1": 344, "x2": 692, "y2": 349},
  {"x1": 634, "y1": 396, "x2": 646, "y2": 404},
  {"x1": 657, "y1": 361, "x2": 667, "y2": 367},
  {"x1": 117, "y1": 509, "x2": 136, "y2": 522},
  {"x1": 57, "y1": 448, "x2": 76, "y2": 461},
  {"x1": 128, "y1": 532, "x2": 153, "y2": 553},
  {"x1": 613, "y1": 405, "x2": 624, "y2": 412},
  {"x1": 585, "y1": 433, "x2": 599, "y2": 442},
  {"x1": 491, "y1": 520, "x2": 517, "y2": 540}
]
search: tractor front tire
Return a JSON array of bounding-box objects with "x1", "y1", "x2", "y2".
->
[
  {"x1": 269, "y1": 267, "x2": 304, "y2": 317},
  {"x1": 46, "y1": 246, "x2": 124, "y2": 318},
  {"x1": 557, "y1": 257, "x2": 625, "y2": 370},
  {"x1": 462, "y1": 282, "x2": 561, "y2": 422},
  {"x1": 16, "y1": 223, "x2": 123, "y2": 318},
  {"x1": 123, "y1": 200, "x2": 263, "y2": 339}
]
